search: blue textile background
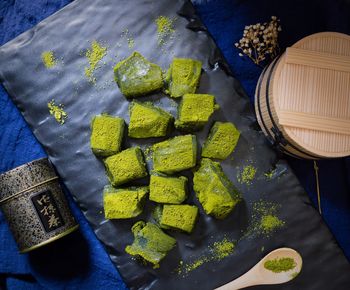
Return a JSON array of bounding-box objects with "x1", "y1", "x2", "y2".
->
[{"x1": 0, "y1": 0, "x2": 349, "y2": 289}]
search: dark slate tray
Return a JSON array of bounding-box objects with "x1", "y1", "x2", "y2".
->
[{"x1": 0, "y1": 0, "x2": 349, "y2": 289}]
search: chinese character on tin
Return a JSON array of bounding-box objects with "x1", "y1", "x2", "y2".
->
[{"x1": 35, "y1": 193, "x2": 62, "y2": 229}]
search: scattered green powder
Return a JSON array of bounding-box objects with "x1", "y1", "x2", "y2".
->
[
  {"x1": 181, "y1": 258, "x2": 208, "y2": 274},
  {"x1": 47, "y1": 99, "x2": 67, "y2": 125},
  {"x1": 128, "y1": 38, "x2": 135, "y2": 49},
  {"x1": 253, "y1": 201, "x2": 278, "y2": 215},
  {"x1": 121, "y1": 29, "x2": 135, "y2": 49},
  {"x1": 84, "y1": 40, "x2": 107, "y2": 83},
  {"x1": 155, "y1": 16, "x2": 176, "y2": 46},
  {"x1": 41, "y1": 51, "x2": 57, "y2": 68},
  {"x1": 264, "y1": 169, "x2": 276, "y2": 180},
  {"x1": 176, "y1": 237, "x2": 235, "y2": 276},
  {"x1": 243, "y1": 200, "x2": 285, "y2": 238},
  {"x1": 238, "y1": 165, "x2": 257, "y2": 185},
  {"x1": 260, "y1": 214, "x2": 284, "y2": 234},
  {"x1": 212, "y1": 238, "x2": 235, "y2": 260},
  {"x1": 261, "y1": 246, "x2": 265, "y2": 252},
  {"x1": 254, "y1": 201, "x2": 285, "y2": 236},
  {"x1": 264, "y1": 257, "x2": 296, "y2": 273},
  {"x1": 190, "y1": 259, "x2": 205, "y2": 270}
]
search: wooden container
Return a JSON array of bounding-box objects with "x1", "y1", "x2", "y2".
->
[{"x1": 255, "y1": 32, "x2": 350, "y2": 159}]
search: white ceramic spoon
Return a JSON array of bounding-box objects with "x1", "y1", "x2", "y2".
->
[{"x1": 215, "y1": 248, "x2": 303, "y2": 290}]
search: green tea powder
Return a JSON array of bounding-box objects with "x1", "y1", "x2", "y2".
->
[
  {"x1": 155, "y1": 16, "x2": 176, "y2": 46},
  {"x1": 264, "y1": 257, "x2": 296, "y2": 273},
  {"x1": 85, "y1": 40, "x2": 107, "y2": 83},
  {"x1": 47, "y1": 99, "x2": 67, "y2": 125},
  {"x1": 41, "y1": 51, "x2": 57, "y2": 68},
  {"x1": 238, "y1": 165, "x2": 257, "y2": 185}
]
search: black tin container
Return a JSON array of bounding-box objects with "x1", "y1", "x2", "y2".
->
[{"x1": 0, "y1": 158, "x2": 78, "y2": 253}]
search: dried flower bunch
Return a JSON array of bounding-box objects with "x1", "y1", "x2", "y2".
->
[{"x1": 234, "y1": 16, "x2": 282, "y2": 66}]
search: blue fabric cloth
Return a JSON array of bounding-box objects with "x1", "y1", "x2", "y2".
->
[
  {"x1": 192, "y1": 0, "x2": 350, "y2": 260},
  {"x1": 1, "y1": 0, "x2": 350, "y2": 289}
]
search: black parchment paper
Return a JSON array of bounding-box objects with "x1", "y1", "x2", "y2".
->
[{"x1": 0, "y1": 0, "x2": 350, "y2": 289}]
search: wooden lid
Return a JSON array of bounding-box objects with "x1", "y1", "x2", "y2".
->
[{"x1": 273, "y1": 32, "x2": 350, "y2": 157}]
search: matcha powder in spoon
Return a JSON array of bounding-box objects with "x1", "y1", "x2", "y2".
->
[{"x1": 264, "y1": 257, "x2": 296, "y2": 273}]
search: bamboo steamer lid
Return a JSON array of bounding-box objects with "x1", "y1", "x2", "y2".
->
[{"x1": 255, "y1": 32, "x2": 350, "y2": 159}]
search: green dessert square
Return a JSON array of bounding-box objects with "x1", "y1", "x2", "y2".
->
[
  {"x1": 125, "y1": 221, "x2": 176, "y2": 268},
  {"x1": 90, "y1": 114, "x2": 124, "y2": 157},
  {"x1": 193, "y1": 158, "x2": 241, "y2": 219},
  {"x1": 152, "y1": 135, "x2": 197, "y2": 174},
  {"x1": 103, "y1": 186, "x2": 148, "y2": 219},
  {"x1": 149, "y1": 174, "x2": 187, "y2": 204},
  {"x1": 175, "y1": 94, "x2": 218, "y2": 131},
  {"x1": 128, "y1": 101, "x2": 173, "y2": 138},
  {"x1": 202, "y1": 122, "x2": 240, "y2": 160},
  {"x1": 114, "y1": 52, "x2": 163, "y2": 98},
  {"x1": 104, "y1": 147, "x2": 147, "y2": 186},
  {"x1": 160, "y1": 204, "x2": 199, "y2": 233},
  {"x1": 165, "y1": 58, "x2": 202, "y2": 98}
]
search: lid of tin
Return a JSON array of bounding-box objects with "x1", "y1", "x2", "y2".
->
[
  {"x1": 0, "y1": 158, "x2": 57, "y2": 203},
  {"x1": 273, "y1": 32, "x2": 350, "y2": 158}
]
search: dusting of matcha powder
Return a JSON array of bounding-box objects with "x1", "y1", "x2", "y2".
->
[
  {"x1": 176, "y1": 237, "x2": 235, "y2": 276},
  {"x1": 121, "y1": 29, "x2": 135, "y2": 49},
  {"x1": 212, "y1": 238, "x2": 235, "y2": 260},
  {"x1": 85, "y1": 40, "x2": 107, "y2": 83},
  {"x1": 244, "y1": 200, "x2": 285, "y2": 238},
  {"x1": 238, "y1": 165, "x2": 257, "y2": 185},
  {"x1": 264, "y1": 257, "x2": 296, "y2": 273},
  {"x1": 260, "y1": 214, "x2": 284, "y2": 234},
  {"x1": 41, "y1": 51, "x2": 57, "y2": 68},
  {"x1": 179, "y1": 258, "x2": 207, "y2": 275},
  {"x1": 155, "y1": 16, "x2": 176, "y2": 46},
  {"x1": 264, "y1": 169, "x2": 275, "y2": 180},
  {"x1": 48, "y1": 99, "x2": 67, "y2": 125}
]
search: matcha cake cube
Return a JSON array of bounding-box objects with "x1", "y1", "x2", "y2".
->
[
  {"x1": 160, "y1": 204, "x2": 199, "y2": 233},
  {"x1": 90, "y1": 114, "x2": 124, "y2": 157},
  {"x1": 128, "y1": 101, "x2": 173, "y2": 138},
  {"x1": 193, "y1": 158, "x2": 241, "y2": 219},
  {"x1": 125, "y1": 221, "x2": 176, "y2": 268},
  {"x1": 175, "y1": 94, "x2": 218, "y2": 131},
  {"x1": 103, "y1": 186, "x2": 148, "y2": 219},
  {"x1": 165, "y1": 58, "x2": 202, "y2": 98},
  {"x1": 202, "y1": 122, "x2": 240, "y2": 160},
  {"x1": 152, "y1": 135, "x2": 197, "y2": 174},
  {"x1": 114, "y1": 52, "x2": 163, "y2": 98},
  {"x1": 149, "y1": 174, "x2": 187, "y2": 204},
  {"x1": 104, "y1": 147, "x2": 147, "y2": 186}
]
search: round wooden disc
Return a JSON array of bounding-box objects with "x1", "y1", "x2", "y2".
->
[{"x1": 272, "y1": 32, "x2": 350, "y2": 157}]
